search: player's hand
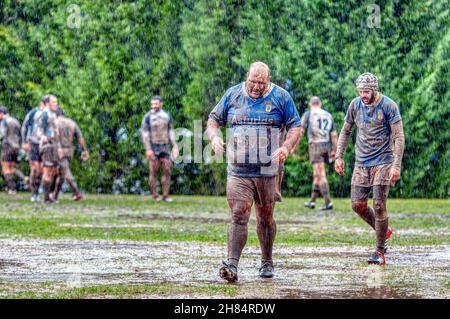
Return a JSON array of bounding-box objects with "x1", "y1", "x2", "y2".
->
[
  {"x1": 146, "y1": 149, "x2": 155, "y2": 160},
  {"x1": 22, "y1": 143, "x2": 30, "y2": 152},
  {"x1": 171, "y1": 146, "x2": 179, "y2": 160},
  {"x1": 272, "y1": 146, "x2": 289, "y2": 164},
  {"x1": 335, "y1": 158, "x2": 345, "y2": 176},
  {"x1": 211, "y1": 136, "x2": 225, "y2": 155},
  {"x1": 389, "y1": 167, "x2": 401, "y2": 186},
  {"x1": 81, "y1": 151, "x2": 89, "y2": 161},
  {"x1": 41, "y1": 136, "x2": 48, "y2": 144}
]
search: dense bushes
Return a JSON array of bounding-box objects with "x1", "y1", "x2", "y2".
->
[{"x1": 0, "y1": 0, "x2": 448, "y2": 197}]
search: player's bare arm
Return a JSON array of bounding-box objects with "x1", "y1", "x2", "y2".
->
[
  {"x1": 207, "y1": 118, "x2": 225, "y2": 155},
  {"x1": 334, "y1": 122, "x2": 353, "y2": 176},
  {"x1": 169, "y1": 128, "x2": 179, "y2": 159},
  {"x1": 389, "y1": 120, "x2": 405, "y2": 185},
  {"x1": 78, "y1": 136, "x2": 89, "y2": 161},
  {"x1": 290, "y1": 127, "x2": 305, "y2": 155},
  {"x1": 330, "y1": 130, "x2": 338, "y2": 160},
  {"x1": 272, "y1": 126, "x2": 302, "y2": 163}
]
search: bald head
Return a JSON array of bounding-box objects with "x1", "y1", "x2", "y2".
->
[{"x1": 246, "y1": 61, "x2": 271, "y2": 99}]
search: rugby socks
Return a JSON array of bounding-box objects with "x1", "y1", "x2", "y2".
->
[
  {"x1": 319, "y1": 182, "x2": 331, "y2": 205},
  {"x1": 359, "y1": 206, "x2": 376, "y2": 229},
  {"x1": 228, "y1": 223, "x2": 248, "y2": 268},
  {"x1": 31, "y1": 172, "x2": 42, "y2": 195},
  {"x1": 375, "y1": 218, "x2": 389, "y2": 253},
  {"x1": 4, "y1": 173, "x2": 15, "y2": 191},
  {"x1": 66, "y1": 170, "x2": 79, "y2": 194},
  {"x1": 43, "y1": 179, "x2": 53, "y2": 202},
  {"x1": 14, "y1": 169, "x2": 26, "y2": 181},
  {"x1": 310, "y1": 184, "x2": 320, "y2": 202},
  {"x1": 161, "y1": 170, "x2": 171, "y2": 198}
]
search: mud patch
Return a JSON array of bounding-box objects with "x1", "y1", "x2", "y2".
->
[{"x1": 0, "y1": 239, "x2": 448, "y2": 298}]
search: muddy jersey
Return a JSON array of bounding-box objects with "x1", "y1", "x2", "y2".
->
[
  {"x1": 300, "y1": 108, "x2": 335, "y2": 144},
  {"x1": 22, "y1": 107, "x2": 44, "y2": 145},
  {"x1": 209, "y1": 82, "x2": 301, "y2": 177},
  {"x1": 38, "y1": 108, "x2": 59, "y2": 147},
  {"x1": 345, "y1": 95, "x2": 401, "y2": 167},
  {"x1": 141, "y1": 109, "x2": 173, "y2": 148},
  {"x1": 56, "y1": 116, "x2": 82, "y2": 158},
  {"x1": 0, "y1": 116, "x2": 21, "y2": 149}
]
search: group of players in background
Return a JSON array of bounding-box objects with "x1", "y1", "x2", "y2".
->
[
  {"x1": 0, "y1": 94, "x2": 88, "y2": 204},
  {"x1": 0, "y1": 62, "x2": 405, "y2": 276}
]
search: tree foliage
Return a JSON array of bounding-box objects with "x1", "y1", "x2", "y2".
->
[{"x1": 0, "y1": 0, "x2": 448, "y2": 197}]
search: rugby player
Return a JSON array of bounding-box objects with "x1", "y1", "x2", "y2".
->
[
  {"x1": 141, "y1": 95, "x2": 179, "y2": 202},
  {"x1": 297, "y1": 96, "x2": 337, "y2": 210},
  {"x1": 207, "y1": 62, "x2": 302, "y2": 281},
  {"x1": 52, "y1": 108, "x2": 89, "y2": 202},
  {"x1": 0, "y1": 107, "x2": 28, "y2": 194},
  {"x1": 36, "y1": 95, "x2": 60, "y2": 204},
  {"x1": 22, "y1": 95, "x2": 48, "y2": 201},
  {"x1": 335, "y1": 73, "x2": 404, "y2": 265}
]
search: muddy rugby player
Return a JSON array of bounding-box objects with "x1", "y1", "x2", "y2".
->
[
  {"x1": 51, "y1": 107, "x2": 89, "y2": 202},
  {"x1": 36, "y1": 94, "x2": 61, "y2": 204},
  {"x1": 22, "y1": 95, "x2": 48, "y2": 201},
  {"x1": 335, "y1": 72, "x2": 405, "y2": 265},
  {"x1": 294, "y1": 96, "x2": 337, "y2": 210},
  {"x1": 141, "y1": 95, "x2": 179, "y2": 202},
  {"x1": 0, "y1": 106, "x2": 29, "y2": 194},
  {"x1": 207, "y1": 61, "x2": 302, "y2": 281}
]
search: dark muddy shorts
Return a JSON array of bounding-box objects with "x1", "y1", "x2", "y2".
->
[
  {"x1": 40, "y1": 145, "x2": 59, "y2": 167},
  {"x1": 351, "y1": 185, "x2": 390, "y2": 202},
  {"x1": 29, "y1": 143, "x2": 42, "y2": 162},
  {"x1": 151, "y1": 143, "x2": 171, "y2": 160},
  {"x1": 308, "y1": 142, "x2": 330, "y2": 164},
  {"x1": 351, "y1": 163, "x2": 392, "y2": 202},
  {"x1": 1, "y1": 144, "x2": 19, "y2": 163},
  {"x1": 351, "y1": 163, "x2": 392, "y2": 187},
  {"x1": 227, "y1": 175, "x2": 276, "y2": 206}
]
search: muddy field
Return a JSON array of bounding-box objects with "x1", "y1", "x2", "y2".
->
[
  {"x1": 0, "y1": 194, "x2": 448, "y2": 298},
  {"x1": 0, "y1": 239, "x2": 448, "y2": 298}
]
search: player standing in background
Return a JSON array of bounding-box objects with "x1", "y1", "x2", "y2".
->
[
  {"x1": 335, "y1": 73, "x2": 405, "y2": 265},
  {"x1": 295, "y1": 96, "x2": 337, "y2": 210},
  {"x1": 0, "y1": 106, "x2": 28, "y2": 194},
  {"x1": 141, "y1": 96, "x2": 179, "y2": 202},
  {"x1": 52, "y1": 108, "x2": 89, "y2": 202},
  {"x1": 207, "y1": 62, "x2": 302, "y2": 282},
  {"x1": 22, "y1": 95, "x2": 47, "y2": 201},
  {"x1": 37, "y1": 95, "x2": 60, "y2": 204}
]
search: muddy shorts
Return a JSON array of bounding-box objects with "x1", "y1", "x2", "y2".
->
[
  {"x1": 227, "y1": 175, "x2": 276, "y2": 206},
  {"x1": 308, "y1": 142, "x2": 330, "y2": 164},
  {"x1": 351, "y1": 184, "x2": 390, "y2": 202},
  {"x1": 351, "y1": 163, "x2": 392, "y2": 187},
  {"x1": 29, "y1": 143, "x2": 42, "y2": 162},
  {"x1": 1, "y1": 144, "x2": 19, "y2": 163},
  {"x1": 40, "y1": 145, "x2": 59, "y2": 167},
  {"x1": 151, "y1": 143, "x2": 171, "y2": 160}
]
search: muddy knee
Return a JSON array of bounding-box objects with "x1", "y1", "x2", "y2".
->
[
  {"x1": 229, "y1": 200, "x2": 251, "y2": 225},
  {"x1": 256, "y1": 204, "x2": 275, "y2": 226},
  {"x1": 352, "y1": 201, "x2": 368, "y2": 215}
]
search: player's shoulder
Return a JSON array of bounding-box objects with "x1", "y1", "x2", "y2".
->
[
  {"x1": 381, "y1": 95, "x2": 399, "y2": 109},
  {"x1": 272, "y1": 84, "x2": 292, "y2": 100},
  {"x1": 301, "y1": 110, "x2": 310, "y2": 118},
  {"x1": 347, "y1": 97, "x2": 361, "y2": 111}
]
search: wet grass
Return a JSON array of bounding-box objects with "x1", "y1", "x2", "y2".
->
[
  {"x1": 0, "y1": 194, "x2": 449, "y2": 246},
  {"x1": 1, "y1": 282, "x2": 239, "y2": 299}
]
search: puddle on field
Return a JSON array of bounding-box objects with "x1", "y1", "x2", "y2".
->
[{"x1": 0, "y1": 239, "x2": 448, "y2": 298}]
